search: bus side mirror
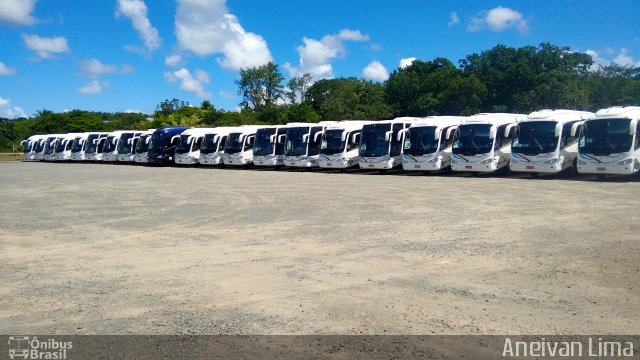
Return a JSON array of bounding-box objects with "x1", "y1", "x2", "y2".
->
[
  {"x1": 351, "y1": 133, "x2": 360, "y2": 144},
  {"x1": 630, "y1": 120, "x2": 638, "y2": 135},
  {"x1": 385, "y1": 130, "x2": 393, "y2": 142},
  {"x1": 213, "y1": 135, "x2": 220, "y2": 144},
  {"x1": 20, "y1": 140, "x2": 27, "y2": 146},
  {"x1": 171, "y1": 135, "x2": 180, "y2": 144},
  {"x1": 504, "y1": 124, "x2": 516, "y2": 138},
  {"x1": 446, "y1": 127, "x2": 457, "y2": 140},
  {"x1": 145, "y1": 137, "x2": 150, "y2": 144},
  {"x1": 315, "y1": 131, "x2": 324, "y2": 142},
  {"x1": 555, "y1": 123, "x2": 562, "y2": 138},
  {"x1": 269, "y1": 134, "x2": 276, "y2": 143},
  {"x1": 489, "y1": 127, "x2": 497, "y2": 139},
  {"x1": 571, "y1": 122, "x2": 584, "y2": 137},
  {"x1": 302, "y1": 134, "x2": 309, "y2": 143},
  {"x1": 277, "y1": 134, "x2": 286, "y2": 143}
]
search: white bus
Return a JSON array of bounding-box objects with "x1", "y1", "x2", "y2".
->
[
  {"x1": 358, "y1": 117, "x2": 419, "y2": 170},
  {"x1": 42, "y1": 134, "x2": 65, "y2": 161},
  {"x1": 69, "y1": 133, "x2": 91, "y2": 161},
  {"x1": 133, "y1": 129, "x2": 156, "y2": 163},
  {"x1": 318, "y1": 121, "x2": 371, "y2": 169},
  {"x1": 100, "y1": 131, "x2": 139, "y2": 162},
  {"x1": 283, "y1": 121, "x2": 338, "y2": 168},
  {"x1": 578, "y1": 106, "x2": 640, "y2": 176},
  {"x1": 401, "y1": 116, "x2": 467, "y2": 172},
  {"x1": 53, "y1": 133, "x2": 83, "y2": 161},
  {"x1": 510, "y1": 109, "x2": 593, "y2": 176},
  {"x1": 253, "y1": 125, "x2": 289, "y2": 167},
  {"x1": 116, "y1": 131, "x2": 143, "y2": 162},
  {"x1": 174, "y1": 128, "x2": 213, "y2": 165},
  {"x1": 21, "y1": 134, "x2": 47, "y2": 161},
  {"x1": 223, "y1": 125, "x2": 264, "y2": 166},
  {"x1": 451, "y1": 113, "x2": 526, "y2": 173},
  {"x1": 85, "y1": 133, "x2": 110, "y2": 161},
  {"x1": 199, "y1": 127, "x2": 236, "y2": 166}
]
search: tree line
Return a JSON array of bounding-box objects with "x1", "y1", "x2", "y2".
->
[{"x1": 1, "y1": 42, "x2": 639, "y2": 152}]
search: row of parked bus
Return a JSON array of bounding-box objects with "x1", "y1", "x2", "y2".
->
[{"x1": 20, "y1": 106, "x2": 640, "y2": 177}]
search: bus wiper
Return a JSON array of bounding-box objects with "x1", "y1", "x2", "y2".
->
[{"x1": 533, "y1": 138, "x2": 544, "y2": 151}]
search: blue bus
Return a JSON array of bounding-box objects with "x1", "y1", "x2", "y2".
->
[{"x1": 146, "y1": 126, "x2": 189, "y2": 164}]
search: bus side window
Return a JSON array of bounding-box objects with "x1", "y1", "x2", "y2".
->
[
  {"x1": 635, "y1": 123, "x2": 640, "y2": 150},
  {"x1": 561, "y1": 121, "x2": 578, "y2": 149},
  {"x1": 390, "y1": 124, "x2": 403, "y2": 156},
  {"x1": 193, "y1": 137, "x2": 202, "y2": 151},
  {"x1": 495, "y1": 125, "x2": 506, "y2": 148},
  {"x1": 347, "y1": 131, "x2": 360, "y2": 151},
  {"x1": 218, "y1": 136, "x2": 227, "y2": 151},
  {"x1": 246, "y1": 136, "x2": 254, "y2": 150}
]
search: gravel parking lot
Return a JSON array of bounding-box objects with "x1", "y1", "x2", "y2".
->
[{"x1": 0, "y1": 161, "x2": 638, "y2": 335}]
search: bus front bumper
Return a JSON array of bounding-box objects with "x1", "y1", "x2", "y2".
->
[
  {"x1": 358, "y1": 157, "x2": 398, "y2": 170},
  {"x1": 577, "y1": 159, "x2": 638, "y2": 175},
  {"x1": 285, "y1": 157, "x2": 319, "y2": 168}
]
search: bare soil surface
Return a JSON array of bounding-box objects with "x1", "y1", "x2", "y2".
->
[{"x1": 0, "y1": 161, "x2": 638, "y2": 335}]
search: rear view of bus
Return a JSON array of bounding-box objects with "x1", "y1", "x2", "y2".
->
[
  {"x1": 253, "y1": 125, "x2": 288, "y2": 167},
  {"x1": 578, "y1": 106, "x2": 640, "y2": 176},
  {"x1": 402, "y1": 116, "x2": 466, "y2": 172},
  {"x1": 451, "y1": 113, "x2": 526, "y2": 173},
  {"x1": 223, "y1": 125, "x2": 263, "y2": 166},
  {"x1": 510, "y1": 109, "x2": 593, "y2": 176},
  {"x1": 358, "y1": 117, "x2": 418, "y2": 170},
  {"x1": 199, "y1": 127, "x2": 235, "y2": 166},
  {"x1": 318, "y1": 121, "x2": 370, "y2": 169}
]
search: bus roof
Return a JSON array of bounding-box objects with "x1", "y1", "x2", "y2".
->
[
  {"x1": 595, "y1": 106, "x2": 640, "y2": 119},
  {"x1": 525, "y1": 109, "x2": 593, "y2": 123}
]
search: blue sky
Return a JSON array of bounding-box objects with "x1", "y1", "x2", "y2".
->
[{"x1": 0, "y1": 0, "x2": 639, "y2": 118}]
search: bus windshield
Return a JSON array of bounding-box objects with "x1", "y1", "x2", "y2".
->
[
  {"x1": 254, "y1": 128, "x2": 276, "y2": 156},
  {"x1": 23, "y1": 141, "x2": 32, "y2": 153},
  {"x1": 35, "y1": 140, "x2": 45, "y2": 153},
  {"x1": 71, "y1": 138, "x2": 84, "y2": 153},
  {"x1": 453, "y1": 124, "x2": 493, "y2": 156},
  {"x1": 85, "y1": 135, "x2": 98, "y2": 153},
  {"x1": 224, "y1": 133, "x2": 243, "y2": 154},
  {"x1": 175, "y1": 134, "x2": 192, "y2": 154},
  {"x1": 579, "y1": 118, "x2": 633, "y2": 156},
  {"x1": 135, "y1": 135, "x2": 149, "y2": 153},
  {"x1": 117, "y1": 133, "x2": 134, "y2": 154},
  {"x1": 284, "y1": 127, "x2": 309, "y2": 156},
  {"x1": 360, "y1": 123, "x2": 391, "y2": 157},
  {"x1": 56, "y1": 139, "x2": 66, "y2": 153},
  {"x1": 404, "y1": 126, "x2": 438, "y2": 156},
  {"x1": 200, "y1": 133, "x2": 220, "y2": 154},
  {"x1": 320, "y1": 129, "x2": 346, "y2": 155},
  {"x1": 512, "y1": 121, "x2": 558, "y2": 155},
  {"x1": 104, "y1": 136, "x2": 117, "y2": 153}
]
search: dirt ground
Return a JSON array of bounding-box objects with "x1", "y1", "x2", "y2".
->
[{"x1": 0, "y1": 161, "x2": 638, "y2": 335}]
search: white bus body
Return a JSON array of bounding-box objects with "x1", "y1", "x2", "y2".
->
[
  {"x1": 318, "y1": 121, "x2": 372, "y2": 169},
  {"x1": 100, "y1": 131, "x2": 137, "y2": 162},
  {"x1": 174, "y1": 128, "x2": 214, "y2": 165},
  {"x1": 53, "y1": 133, "x2": 83, "y2": 161},
  {"x1": 577, "y1": 106, "x2": 640, "y2": 176},
  {"x1": 43, "y1": 134, "x2": 65, "y2": 161},
  {"x1": 253, "y1": 125, "x2": 289, "y2": 167},
  {"x1": 510, "y1": 109, "x2": 593, "y2": 175},
  {"x1": 283, "y1": 121, "x2": 339, "y2": 168},
  {"x1": 401, "y1": 116, "x2": 467, "y2": 172},
  {"x1": 85, "y1": 133, "x2": 110, "y2": 161},
  {"x1": 70, "y1": 133, "x2": 94, "y2": 161},
  {"x1": 116, "y1": 131, "x2": 143, "y2": 162},
  {"x1": 133, "y1": 129, "x2": 156, "y2": 163},
  {"x1": 358, "y1": 117, "x2": 419, "y2": 170},
  {"x1": 21, "y1": 134, "x2": 47, "y2": 161},
  {"x1": 451, "y1": 113, "x2": 526, "y2": 173},
  {"x1": 223, "y1": 125, "x2": 264, "y2": 166},
  {"x1": 199, "y1": 127, "x2": 236, "y2": 166}
]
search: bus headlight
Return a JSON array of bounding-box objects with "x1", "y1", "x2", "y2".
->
[
  {"x1": 577, "y1": 160, "x2": 586, "y2": 165},
  {"x1": 427, "y1": 157, "x2": 438, "y2": 163},
  {"x1": 617, "y1": 158, "x2": 633, "y2": 166},
  {"x1": 480, "y1": 158, "x2": 493, "y2": 164},
  {"x1": 544, "y1": 158, "x2": 559, "y2": 164}
]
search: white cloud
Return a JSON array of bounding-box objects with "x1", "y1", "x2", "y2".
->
[
  {"x1": 585, "y1": 49, "x2": 610, "y2": 71},
  {"x1": 468, "y1": 6, "x2": 528, "y2": 34},
  {"x1": 219, "y1": 90, "x2": 234, "y2": 99},
  {"x1": 362, "y1": 61, "x2": 388, "y2": 82},
  {"x1": 165, "y1": 54, "x2": 182, "y2": 67},
  {"x1": 0, "y1": 96, "x2": 27, "y2": 119},
  {"x1": 123, "y1": 108, "x2": 143, "y2": 113},
  {"x1": 0, "y1": 0, "x2": 36, "y2": 26},
  {"x1": 21, "y1": 33, "x2": 69, "y2": 59},
  {"x1": 448, "y1": 12, "x2": 460, "y2": 27},
  {"x1": 613, "y1": 48, "x2": 640, "y2": 67},
  {"x1": 165, "y1": 67, "x2": 212, "y2": 98},
  {"x1": 175, "y1": 0, "x2": 272, "y2": 70},
  {"x1": 79, "y1": 59, "x2": 134, "y2": 78},
  {"x1": 284, "y1": 29, "x2": 370, "y2": 80},
  {"x1": 116, "y1": 0, "x2": 161, "y2": 52},
  {"x1": 77, "y1": 80, "x2": 105, "y2": 95},
  {"x1": 0, "y1": 61, "x2": 16, "y2": 75},
  {"x1": 399, "y1": 57, "x2": 416, "y2": 69}
]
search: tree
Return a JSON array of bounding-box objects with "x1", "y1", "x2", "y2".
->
[
  {"x1": 306, "y1": 78, "x2": 393, "y2": 120},
  {"x1": 200, "y1": 100, "x2": 213, "y2": 110},
  {"x1": 155, "y1": 98, "x2": 189, "y2": 117},
  {"x1": 286, "y1": 73, "x2": 313, "y2": 104},
  {"x1": 236, "y1": 62, "x2": 285, "y2": 110}
]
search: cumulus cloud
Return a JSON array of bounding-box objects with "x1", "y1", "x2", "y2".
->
[
  {"x1": 284, "y1": 29, "x2": 370, "y2": 80},
  {"x1": 448, "y1": 12, "x2": 460, "y2": 27},
  {"x1": 0, "y1": 61, "x2": 16, "y2": 75},
  {"x1": 613, "y1": 48, "x2": 640, "y2": 67},
  {"x1": 165, "y1": 54, "x2": 182, "y2": 67},
  {"x1": 175, "y1": 0, "x2": 272, "y2": 71},
  {"x1": 468, "y1": 6, "x2": 528, "y2": 34},
  {"x1": 0, "y1": 0, "x2": 37, "y2": 26},
  {"x1": 585, "y1": 49, "x2": 610, "y2": 71},
  {"x1": 362, "y1": 61, "x2": 388, "y2": 82},
  {"x1": 399, "y1": 57, "x2": 416, "y2": 69},
  {"x1": 77, "y1": 80, "x2": 106, "y2": 95},
  {"x1": 585, "y1": 48, "x2": 640, "y2": 71},
  {"x1": 165, "y1": 67, "x2": 212, "y2": 98},
  {"x1": 78, "y1": 59, "x2": 134, "y2": 79},
  {"x1": 116, "y1": 0, "x2": 161, "y2": 52},
  {"x1": 21, "y1": 33, "x2": 69, "y2": 59},
  {"x1": 0, "y1": 96, "x2": 27, "y2": 118}
]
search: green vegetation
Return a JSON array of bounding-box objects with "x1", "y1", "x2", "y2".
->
[{"x1": 2, "y1": 42, "x2": 639, "y2": 152}]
